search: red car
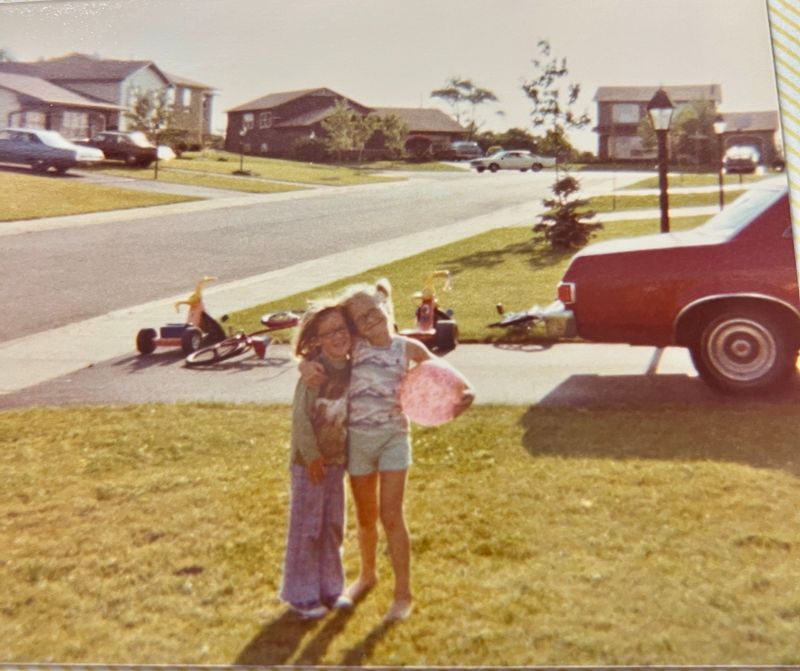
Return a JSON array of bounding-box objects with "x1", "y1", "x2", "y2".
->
[{"x1": 549, "y1": 182, "x2": 798, "y2": 394}]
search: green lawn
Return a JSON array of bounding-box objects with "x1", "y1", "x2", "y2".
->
[
  {"x1": 227, "y1": 215, "x2": 711, "y2": 342},
  {"x1": 624, "y1": 172, "x2": 768, "y2": 190},
  {"x1": 2, "y1": 403, "x2": 798, "y2": 665},
  {"x1": 127, "y1": 151, "x2": 407, "y2": 186},
  {"x1": 0, "y1": 171, "x2": 199, "y2": 222},
  {"x1": 95, "y1": 166, "x2": 308, "y2": 194}
]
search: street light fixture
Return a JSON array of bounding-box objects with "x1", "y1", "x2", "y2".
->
[
  {"x1": 713, "y1": 113, "x2": 727, "y2": 211},
  {"x1": 647, "y1": 88, "x2": 675, "y2": 233}
]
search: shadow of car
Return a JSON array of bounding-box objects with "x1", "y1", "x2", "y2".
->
[
  {"x1": 0, "y1": 127, "x2": 104, "y2": 175},
  {"x1": 470, "y1": 149, "x2": 556, "y2": 173},
  {"x1": 75, "y1": 130, "x2": 174, "y2": 168}
]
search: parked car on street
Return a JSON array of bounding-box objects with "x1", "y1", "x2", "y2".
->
[
  {"x1": 75, "y1": 130, "x2": 175, "y2": 167},
  {"x1": 536, "y1": 182, "x2": 797, "y2": 395},
  {"x1": 0, "y1": 127, "x2": 104, "y2": 174},
  {"x1": 470, "y1": 150, "x2": 556, "y2": 173},
  {"x1": 723, "y1": 145, "x2": 760, "y2": 175},
  {"x1": 436, "y1": 140, "x2": 484, "y2": 161}
]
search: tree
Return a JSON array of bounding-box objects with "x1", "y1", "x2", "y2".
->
[
  {"x1": 521, "y1": 40, "x2": 591, "y2": 165},
  {"x1": 124, "y1": 89, "x2": 173, "y2": 136},
  {"x1": 431, "y1": 77, "x2": 499, "y2": 137},
  {"x1": 533, "y1": 175, "x2": 602, "y2": 250},
  {"x1": 351, "y1": 114, "x2": 381, "y2": 162},
  {"x1": 378, "y1": 113, "x2": 410, "y2": 159},
  {"x1": 321, "y1": 100, "x2": 354, "y2": 162}
]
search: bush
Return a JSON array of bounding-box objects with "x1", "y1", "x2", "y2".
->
[
  {"x1": 533, "y1": 175, "x2": 602, "y2": 250},
  {"x1": 291, "y1": 138, "x2": 329, "y2": 162}
]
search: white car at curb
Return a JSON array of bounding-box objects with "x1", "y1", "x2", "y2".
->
[{"x1": 470, "y1": 150, "x2": 556, "y2": 173}]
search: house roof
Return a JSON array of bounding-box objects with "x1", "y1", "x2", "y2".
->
[
  {"x1": 227, "y1": 87, "x2": 355, "y2": 113},
  {"x1": 0, "y1": 53, "x2": 171, "y2": 85},
  {"x1": 372, "y1": 107, "x2": 465, "y2": 133},
  {"x1": 163, "y1": 71, "x2": 216, "y2": 92},
  {"x1": 593, "y1": 84, "x2": 722, "y2": 103},
  {"x1": 721, "y1": 110, "x2": 779, "y2": 132},
  {"x1": 0, "y1": 72, "x2": 123, "y2": 110}
]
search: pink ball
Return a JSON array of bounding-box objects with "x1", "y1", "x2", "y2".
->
[{"x1": 399, "y1": 359, "x2": 468, "y2": 427}]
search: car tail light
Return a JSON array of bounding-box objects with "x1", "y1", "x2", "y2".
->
[{"x1": 557, "y1": 282, "x2": 576, "y2": 304}]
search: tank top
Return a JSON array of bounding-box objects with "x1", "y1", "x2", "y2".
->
[{"x1": 348, "y1": 336, "x2": 408, "y2": 432}]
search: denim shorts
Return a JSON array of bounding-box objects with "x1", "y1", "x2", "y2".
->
[{"x1": 348, "y1": 427, "x2": 411, "y2": 476}]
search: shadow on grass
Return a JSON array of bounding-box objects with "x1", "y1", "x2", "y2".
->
[
  {"x1": 234, "y1": 609, "x2": 320, "y2": 665},
  {"x1": 521, "y1": 373, "x2": 800, "y2": 476},
  {"x1": 338, "y1": 620, "x2": 396, "y2": 666},
  {"x1": 443, "y1": 239, "x2": 569, "y2": 275}
]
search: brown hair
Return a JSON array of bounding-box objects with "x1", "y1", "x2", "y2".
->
[{"x1": 292, "y1": 301, "x2": 349, "y2": 360}]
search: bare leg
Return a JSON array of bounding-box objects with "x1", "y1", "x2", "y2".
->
[
  {"x1": 346, "y1": 472, "x2": 379, "y2": 602},
  {"x1": 379, "y1": 469, "x2": 413, "y2": 620}
]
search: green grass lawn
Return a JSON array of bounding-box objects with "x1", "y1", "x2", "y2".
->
[
  {"x1": 0, "y1": 171, "x2": 199, "y2": 222},
  {"x1": 95, "y1": 166, "x2": 309, "y2": 195},
  {"x1": 227, "y1": 215, "x2": 711, "y2": 342},
  {"x1": 2, "y1": 403, "x2": 799, "y2": 665},
  {"x1": 624, "y1": 172, "x2": 768, "y2": 190},
  {"x1": 589, "y1": 189, "x2": 744, "y2": 213},
  {"x1": 129, "y1": 151, "x2": 407, "y2": 186}
]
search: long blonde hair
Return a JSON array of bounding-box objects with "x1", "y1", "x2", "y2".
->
[{"x1": 292, "y1": 301, "x2": 348, "y2": 360}]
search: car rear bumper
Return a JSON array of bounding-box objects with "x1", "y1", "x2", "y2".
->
[{"x1": 539, "y1": 300, "x2": 577, "y2": 338}]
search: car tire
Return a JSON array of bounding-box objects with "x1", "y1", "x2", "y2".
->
[
  {"x1": 531, "y1": 163, "x2": 543, "y2": 172},
  {"x1": 30, "y1": 161, "x2": 49, "y2": 174},
  {"x1": 689, "y1": 306, "x2": 797, "y2": 394},
  {"x1": 520, "y1": 168, "x2": 528, "y2": 172},
  {"x1": 136, "y1": 328, "x2": 157, "y2": 355},
  {"x1": 181, "y1": 327, "x2": 204, "y2": 354},
  {"x1": 489, "y1": 163, "x2": 499, "y2": 173},
  {"x1": 476, "y1": 166, "x2": 486, "y2": 173}
]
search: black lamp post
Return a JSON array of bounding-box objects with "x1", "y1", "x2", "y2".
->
[
  {"x1": 647, "y1": 88, "x2": 675, "y2": 233},
  {"x1": 239, "y1": 126, "x2": 248, "y2": 173},
  {"x1": 713, "y1": 113, "x2": 727, "y2": 210},
  {"x1": 153, "y1": 120, "x2": 160, "y2": 180}
]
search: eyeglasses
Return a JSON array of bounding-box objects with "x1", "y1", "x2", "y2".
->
[{"x1": 317, "y1": 325, "x2": 350, "y2": 341}]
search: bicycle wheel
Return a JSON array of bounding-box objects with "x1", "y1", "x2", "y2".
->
[{"x1": 185, "y1": 336, "x2": 251, "y2": 367}]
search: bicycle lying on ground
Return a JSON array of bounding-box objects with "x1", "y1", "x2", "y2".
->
[{"x1": 184, "y1": 310, "x2": 303, "y2": 367}]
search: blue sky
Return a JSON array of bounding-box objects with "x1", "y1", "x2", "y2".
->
[{"x1": 0, "y1": 0, "x2": 781, "y2": 152}]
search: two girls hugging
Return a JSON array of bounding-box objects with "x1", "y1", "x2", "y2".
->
[{"x1": 280, "y1": 278, "x2": 475, "y2": 622}]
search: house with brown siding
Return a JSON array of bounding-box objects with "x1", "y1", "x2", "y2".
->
[
  {"x1": 225, "y1": 87, "x2": 467, "y2": 157},
  {"x1": 717, "y1": 110, "x2": 781, "y2": 166},
  {"x1": 0, "y1": 53, "x2": 215, "y2": 143},
  {"x1": 593, "y1": 84, "x2": 722, "y2": 161}
]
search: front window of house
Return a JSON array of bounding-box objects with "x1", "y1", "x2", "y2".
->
[
  {"x1": 612, "y1": 103, "x2": 640, "y2": 124},
  {"x1": 61, "y1": 111, "x2": 88, "y2": 139},
  {"x1": 259, "y1": 112, "x2": 273, "y2": 129},
  {"x1": 180, "y1": 87, "x2": 191, "y2": 109},
  {"x1": 242, "y1": 113, "x2": 254, "y2": 131}
]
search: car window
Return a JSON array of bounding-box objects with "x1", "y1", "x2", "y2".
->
[{"x1": 692, "y1": 187, "x2": 786, "y2": 238}]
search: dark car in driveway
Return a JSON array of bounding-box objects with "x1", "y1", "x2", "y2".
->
[
  {"x1": 76, "y1": 130, "x2": 167, "y2": 167},
  {"x1": 436, "y1": 141, "x2": 484, "y2": 161},
  {"x1": 541, "y1": 182, "x2": 798, "y2": 395},
  {"x1": 0, "y1": 127, "x2": 104, "y2": 174}
]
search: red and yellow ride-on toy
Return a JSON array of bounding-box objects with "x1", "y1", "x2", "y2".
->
[
  {"x1": 136, "y1": 276, "x2": 228, "y2": 355},
  {"x1": 399, "y1": 270, "x2": 458, "y2": 352}
]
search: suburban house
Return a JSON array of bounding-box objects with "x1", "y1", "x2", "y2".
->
[
  {"x1": 593, "y1": 84, "x2": 722, "y2": 161},
  {"x1": 717, "y1": 110, "x2": 781, "y2": 166},
  {"x1": 225, "y1": 87, "x2": 467, "y2": 157},
  {"x1": 0, "y1": 53, "x2": 215, "y2": 144},
  {"x1": 593, "y1": 84, "x2": 781, "y2": 166}
]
